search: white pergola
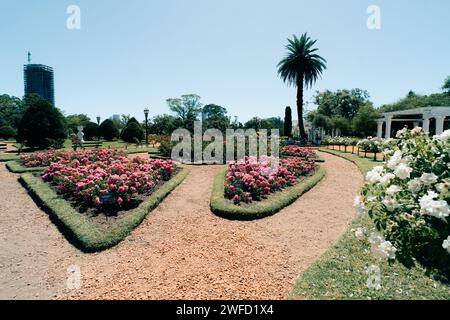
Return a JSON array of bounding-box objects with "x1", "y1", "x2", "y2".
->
[{"x1": 377, "y1": 106, "x2": 450, "y2": 138}]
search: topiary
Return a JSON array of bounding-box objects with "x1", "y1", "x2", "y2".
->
[
  {"x1": 83, "y1": 122, "x2": 100, "y2": 140},
  {"x1": 17, "y1": 99, "x2": 67, "y2": 149},
  {"x1": 0, "y1": 125, "x2": 17, "y2": 139},
  {"x1": 120, "y1": 118, "x2": 144, "y2": 143},
  {"x1": 99, "y1": 119, "x2": 119, "y2": 141}
]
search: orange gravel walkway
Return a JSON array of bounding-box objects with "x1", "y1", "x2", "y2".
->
[{"x1": 0, "y1": 151, "x2": 362, "y2": 299}]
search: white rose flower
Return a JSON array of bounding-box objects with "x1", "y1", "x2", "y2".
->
[
  {"x1": 420, "y1": 173, "x2": 438, "y2": 186},
  {"x1": 387, "y1": 151, "x2": 403, "y2": 170},
  {"x1": 379, "y1": 173, "x2": 395, "y2": 186},
  {"x1": 434, "y1": 129, "x2": 450, "y2": 142},
  {"x1": 386, "y1": 185, "x2": 402, "y2": 195},
  {"x1": 366, "y1": 171, "x2": 381, "y2": 184},
  {"x1": 443, "y1": 236, "x2": 450, "y2": 254},
  {"x1": 369, "y1": 232, "x2": 383, "y2": 245},
  {"x1": 394, "y1": 163, "x2": 412, "y2": 180},
  {"x1": 354, "y1": 227, "x2": 367, "y2": 240},
  {"x1": 411, "y1": 127, "x2": 423, "y2": 136},
  {"x1": 436, "y1": 179, "x2": 449, "y2": 194},
  {"x1": 374, "y1": 241, "x2": 397, "y2": 260},
  {"x1": 407, "y1": 178, "x2": 422, "y2": 193},
  {"x1": 353, "y1": 196, "x2": 367, "y2": 216},
  {"x1": 382, "y1": 197, "x2": 400, "y2": 212},
  {"x1": 419, "y1": 191, "x2": 449, "y2": 219}
]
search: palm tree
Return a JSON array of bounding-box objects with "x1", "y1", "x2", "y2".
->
[{"x1": 277, "y1": 33, "x2": 327, "y2": 141}]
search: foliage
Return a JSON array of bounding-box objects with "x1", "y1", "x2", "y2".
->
[
  {"x1": 277, "y1": 33, "x2": 327, "y2": 140},
  {"x1": 0, "y1": 94, "x2": 26, "y2": 129},
  {"x1": 65, "y1": 114, "x2": 91, "y2": 134},
  {"x1": 17, "y1": 98, "x2": 67, "y2": 149},
  {"x1": 380, "y1": 92, "x2": 450, "y2": 112},
  {"x1": 284, "y1": 106, "x2": 293, "y2": 137},
  {"x1": 0, "y1": 125, "x2": 17, "y2": 139},
  {"x1": 202, "y1": 104, "x2": 230, "y2": 132},
  {"x1": 224, "y1": 156, "x2": 317, "y2": 204},
  {"x1": 167, "y1": 94, "x2": 202, "y2": 132},
  {"x1": 314, "y1": 89, "x2": 370, "y2": 120},
  {"x1": 356, "y1": 128, "x2": 450, "y2": 273},
  {"x1": 357, "y1": 137, "x2": 384, "y2": 153},
  {"x1": 42, "y1": 149, "x2": 175, "y2": 212},
  {"x1": 83, "y1": 122, "x2": 100, "y2": 140},
  {"x1": 149, "y1": 114, "x2": 182, "y2": 135},
  {"x1": 352, "y1": 103, "x2": 379, "y2": 137},
  {"x1": 120, "y1": 117, "x2": 144, "y2": 143},
  {"x1": 99, "y1": 119, "x2": 120, "y2": 141},
  {"x1": 442, "y1": 76, "x2": 450, "y2": 94}
]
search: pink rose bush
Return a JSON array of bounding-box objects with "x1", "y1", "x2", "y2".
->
[
  {"x1": 41, "y1": 149, "x2": 175, "y2": 211},
  {"x1": 225, "y1": 156, "x2": 316, "y2": 204},
  {"x1": 281, "y1": 145, "x2": 316, "y2": 158}
]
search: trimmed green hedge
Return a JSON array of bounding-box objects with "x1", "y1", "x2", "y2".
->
[
  {"x1": 19, "y1": 168, "x2": 190, "y2": 252},
  {"x1": 210, "y1": 166, "x2": 326, "y2": 220},
  {"x1": 6, "y1": 161, "x2": 45, "y2": 173},
  {"x1": 0, "y1": 153, "x2": 20, "y2": 162}
]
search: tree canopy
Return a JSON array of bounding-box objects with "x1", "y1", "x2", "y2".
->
[{"x1": 167, "y1": 94, "x2": 202, "y2": 132}]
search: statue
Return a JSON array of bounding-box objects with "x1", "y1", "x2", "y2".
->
[{"x1": 77, "y1": 126, "x2": 85, "y2": 143}]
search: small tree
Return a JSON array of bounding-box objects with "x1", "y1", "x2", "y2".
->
[
  {"x1": 0, "y1": 125, "x2": 17, "y2": 139},
  {"x1": 352, "y1": 103, "x2": 379, "y2": 137},
  {"x1": 83, "y1": 122, "x2": 100, "y2": 140},
  {"x1": 121, "y1": 118, "x2": 144, "y2": 143},
  {"x1": 99, "y1": 119, "x2": 119, "y2": 141},
  {"x1": 17, "y1": 99, "x2": 67, "y2": 149},
  {"x1": 284, "y1": 106, "x2": 293, "y2": 137},
  {"x1": 442, "y1": 76, "x2": 450, "y2": 94}
]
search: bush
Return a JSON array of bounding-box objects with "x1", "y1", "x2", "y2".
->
[
  {"x1": 355, "y1": 128, "x2": 450, "y2": 273},
  {"x1": 99, "y1": 119, "x2": 119, "y2": 141},
  {"x1": 17, "y1": 99, "x2": 67, "y2": 149},
  {"x1": 121, "y1": 120, "x2": 144, "y2": 143},
  {"x1": 0, "y1": 125, "x2": 16, "y2": 139},
  {"x1": 83, "y1": 122, "x2": 100, "y2": 140}
]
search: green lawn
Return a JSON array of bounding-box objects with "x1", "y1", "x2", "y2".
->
[{"x1": 289, "y1": 148, "x2": 450, "y2": 300}]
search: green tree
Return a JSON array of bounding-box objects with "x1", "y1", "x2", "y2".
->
[
  {"x1": 65, "y1": 114, "x2": 91, "y2": 134},
  {"x1": 83, "y1": 122, "x2": 100, "y2": 140},
  {"x1": 202, "y1": 104, "x2": 230, "y2": 132},
  {"x1": 351, "y1": 103, "x2": 379, "y2": 137},
  {"x1": 121, "y1": 117, "x2": 144, "y2": 143},
  {"x1": 277, "y1": 33, "x2": 327, "y2": 140},
  {"x1": 442, "y1": 76, "x2": 450, "y2": 94},
  {"x1": 0, "y1": 94, "x2": 26, "y2": 129},
  {"x1": 149, "y1": 114, "x2": 182, "y2": 135},
  {"x1": 244, "y1": 117, "x2": 271, "y2": 131},
  {"x1": 284, "y1": 106, "x2": 293, "y2": 137},
  {"x1": 314, "y1": 89, "x2": 370, "y2": 119},
  {"x1": 167, "y1": 94, "x2": 202, "y2": 132},
  {"x1": 0, "y1": 125, "x2": 17, "y2": 139},
  {"x1": 17, "y1": 98, "x2": 67, "y2": 149},
  {"x1": 99, "y1": 119, "x2": 120, "y2": 141}
]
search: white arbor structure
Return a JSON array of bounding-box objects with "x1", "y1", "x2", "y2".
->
[{"x1": 377, "y1": 106, "x2": 450, "y2": 138}]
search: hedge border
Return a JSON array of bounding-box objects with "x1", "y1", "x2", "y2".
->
[
  {"x1": 210, "y1": 165, "x2": 326, "y2": 220},
  {"x1": 0, "y1": 153, "x2": 20, "y2": 162},
  {"x1": 6, "y1": 161, "x2": 46, "y2": 173},
  {"x1": 19, "y1": 168, "x2": 190, "y2": 252}
]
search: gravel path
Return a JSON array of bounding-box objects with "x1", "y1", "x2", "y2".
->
[{"x1": 0, "y1": 151, "x2": 362, "y2": 300}]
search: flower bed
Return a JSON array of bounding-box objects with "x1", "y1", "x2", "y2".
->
[
  {"x1": 40, "y1": 149, "x2": 175, "y2": 212},
  {"x1": 281, "y1": 145, "x2": 316, "y2": 158},
  {"x1": 354, "y1": 128, "x2": 450, "y2": 272},
  {"x1": 224, "y1": 156, "x2": 316, "y2": 205}
]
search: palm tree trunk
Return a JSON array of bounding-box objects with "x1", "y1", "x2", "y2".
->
[{"x1": 296, "y1": 77, "x2": 307, "y2": 141}]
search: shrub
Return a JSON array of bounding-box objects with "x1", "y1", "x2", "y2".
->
[
  {"x1": 224, "y1": 156, "x2": 316, "y2": 204},
  {"x1": 83, "y1": 122, "x2": 100, "y2": 140},
  {"x1": 0, "y1": 125, "x2": 16, "y2": 139},
  {"x1": 355, "y1": 128, "x2": 450, "y2": 273},
  {"x1": 281, "y1": 145, "x2": 316, "y2": 158},
  {"x1": 99, "y1": 119, "x2": 119, "y2": 141},
  {"x1": 121, "y1": 119, "x2": 144, "y2": 143},
  {"x1": 17, "y1": 99, "x2": 67, "y2": 149},
  {"x1": 42, "y1": 149, "x2": 175, "y2": 212}
]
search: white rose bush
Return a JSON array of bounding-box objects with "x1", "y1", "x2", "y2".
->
[{"x1": 355, "y1": 128, "x2": 450, "y2": 272}]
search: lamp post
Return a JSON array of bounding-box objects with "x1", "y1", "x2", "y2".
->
[
  {"x1": 96, "y1": 116, "x2": 101, "y2": 125},
  {"x1": 144, "y1": 108, "x2": 149, "y2": 146}
]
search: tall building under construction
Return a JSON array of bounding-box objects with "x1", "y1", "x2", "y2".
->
[{"x1": 23, "y1": 52, "x2": 55, "y2": 105}]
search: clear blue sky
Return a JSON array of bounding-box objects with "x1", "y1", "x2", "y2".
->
[{"x1": 1, "y1": 0, "x2": 449, "y2": 122}]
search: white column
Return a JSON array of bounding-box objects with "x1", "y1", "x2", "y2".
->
[
  {"x1": 376, "y1": 121, "x2": 384, "y2": 138},
  {"x1": 385, "y1": 116, "x2": 392, "y2": 139},
  {"x1": 435, "y1": 114, "x2": 445, "y2": 135},
  {"x1": 422, "y1": 116, "x2": 430, "y2": 134}
]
